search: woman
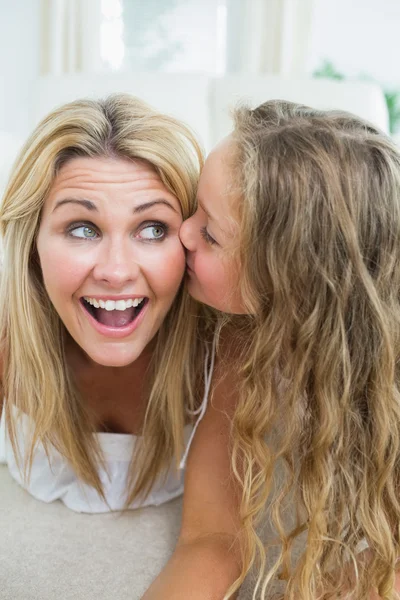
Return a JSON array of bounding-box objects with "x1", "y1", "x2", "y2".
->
[
  {"x1": 0, "y1": 94, "x2": 242, "y2": 599},
  {"x1": 180, "y1": 100, "x2": 400, "y2": 599}
]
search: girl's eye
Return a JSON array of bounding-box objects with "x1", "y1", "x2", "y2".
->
[
  {"x1": 139, "y1": 224, "x2": 166, "y2": 241},
  {"x1": 69, "y1": 225, "x2": 99, "y2": 240},
  {"x1": 200, "y1": 226, "x2": 217, "y2": 246}
]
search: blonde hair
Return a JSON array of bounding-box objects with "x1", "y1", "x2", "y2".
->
[
  {"x1": 225, "y1": 101, "x2": 400, "y2": 599},
  {"x1": 0, "y1": 94, "x2": 204, "y2": 505}
]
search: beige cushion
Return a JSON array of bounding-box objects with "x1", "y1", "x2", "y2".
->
[
  {"x1": 211, "y1": 74, "x2": 389, "y2": 143},
  {"x1": 32, "y1": 74, "x2": 212, "y2": 150}
]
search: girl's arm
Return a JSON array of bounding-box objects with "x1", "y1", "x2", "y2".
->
[{"x1": 142, "y1": 364, "x2": 243, "y2": 600}]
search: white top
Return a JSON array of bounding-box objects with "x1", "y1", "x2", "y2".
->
[{"x1": 0, "y1": 344, "x2": 215, "y2": 514}]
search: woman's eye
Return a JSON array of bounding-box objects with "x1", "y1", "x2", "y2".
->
[
  {"x1": 69, "y1": 225, "x2": 98, "y2": 240},
  {"x1": 139, "y1": 224, "x2": 166, "y2": 241}
]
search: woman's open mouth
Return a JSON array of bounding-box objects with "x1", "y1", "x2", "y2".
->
[{"x1": 80, "y1": 296, "x2": 148, "y2": 329}]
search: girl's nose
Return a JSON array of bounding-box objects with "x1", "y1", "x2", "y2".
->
[{"x1": 179, "y1": 216, "x2": 197, "y2": 252}]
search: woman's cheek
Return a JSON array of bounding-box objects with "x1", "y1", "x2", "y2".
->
[
  {"x1": 41, "y1": 247, "x2": 92, "y2": 284},
  {"x1": 166, "y1": 241, "x2": 186, "y2": 284},
  {"x1": 144, "y1": 240, "x2": 186, "y2": 293}
]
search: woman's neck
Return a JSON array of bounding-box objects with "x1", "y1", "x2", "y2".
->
[{"x1": 65, "y1": 334, "x2": 155, "y2": 434}]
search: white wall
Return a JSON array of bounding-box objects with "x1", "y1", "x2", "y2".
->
[
  {"x1": 307, "y1": 0, "x2": 400, "y2": 87},
  {"x1": 0, "y1": 0, "x2": 41, "y2": 137}
]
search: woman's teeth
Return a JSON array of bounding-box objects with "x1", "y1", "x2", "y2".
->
[{"x1": 83, "y1": 297, "x2": 145, "y2": 311}]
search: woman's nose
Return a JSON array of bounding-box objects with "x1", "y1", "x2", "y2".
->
[
  {"x1": 179, "y1": 216, "x2": 197, "y2": 252},
  {"x1": 92, "y1": 239, "x2": 140, "y2": 288}
]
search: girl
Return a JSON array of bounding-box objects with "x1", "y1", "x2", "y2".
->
[
  {"x1": 0, "y1": 94, "x2": 242, "y2": 599},
  {"x1": 180, "y1": 100, "x2": 400, "y2": 599}
]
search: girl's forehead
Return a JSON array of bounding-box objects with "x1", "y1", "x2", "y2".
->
[
  {"x1": 200, "y1": 137, "x2": 236, "y2": 198},
  {"x1": 198, "y1": 143, "x2": 240, "y2": 238}
]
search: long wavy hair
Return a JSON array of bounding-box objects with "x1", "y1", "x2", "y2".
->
[
  {"x1": 0, "y1": 94, "x2": 204, "y2": 506},
  {"x1": 224, "y1": 101, "x2": 400, "y2": 599}
]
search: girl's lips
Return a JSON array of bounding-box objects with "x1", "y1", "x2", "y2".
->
[{"x1": 79, "y1": 298, "x2": 149, "y2": 339}]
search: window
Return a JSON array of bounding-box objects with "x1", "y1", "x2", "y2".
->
[{"x1": 100, "y1": 0, "x2": 227, "y2": 74}]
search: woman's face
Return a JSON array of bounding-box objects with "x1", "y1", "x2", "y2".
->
[
  {"x1": 180, "y1": 136, "x2": 247, "y2": 314},
  {"x1": 37, "y1": 156, "x2": 185, "y2": 367}
]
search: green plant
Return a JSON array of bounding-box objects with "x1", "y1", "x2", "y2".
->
[
  {"x1": 313, "y1": 60, "x2": 344, "y2": 81},
  {"x1": 384, "y1": 91, "x2": 400, "y2": 135},
  {"x1": 313, "y1": 60, "x2": 400, "y2": 134}
]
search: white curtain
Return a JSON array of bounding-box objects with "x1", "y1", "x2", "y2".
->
[
  {"x1": 227, "y1": 0, "x2": 315, "y2": 75},
  {"x1": 41, "y1": 0, "x2": 103, "y2": 75}
]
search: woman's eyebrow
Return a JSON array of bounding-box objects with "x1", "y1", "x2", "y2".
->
[
  {"x1": 132, "y1": 199, "x2": 179, "y2": 215},
  {"x1": 52, "y1": 198, "x2": 179, "y2": 214},
  {"x1": 53, "y1": 198, "x2": 97, "y2": 213}
]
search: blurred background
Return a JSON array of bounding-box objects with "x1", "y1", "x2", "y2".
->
[{"x1": 1, "y1": 0, "x2": 399, "y2": 191}]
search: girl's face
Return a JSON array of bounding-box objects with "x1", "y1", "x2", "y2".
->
[
  {"x1": 180, "y1": 137, "x2": 247, "y2": 314},
  {"x1": 37, "y1": 156, "x2": 185, "y2": 367}
]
